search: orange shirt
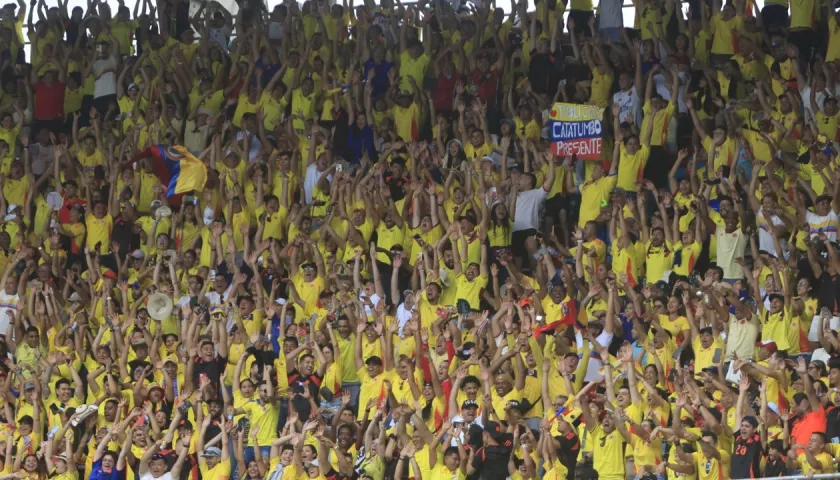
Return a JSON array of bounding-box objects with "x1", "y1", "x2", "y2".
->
[{"x1": 792, "y1": 406, "x2": 826, "y2": 448}]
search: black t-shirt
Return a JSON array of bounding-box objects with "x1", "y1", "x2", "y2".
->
[
  {"x1": 817, "y1": 271, "x2": 840, "y2": 314},
  {"x1": 731, "y1": 433, "x2": 763, "y2": 479},
  {"x1": 288, "y1": 369, "x2": 322, "y2": 419},
  {"x1": 470, "y1": 444, "x2": 512, "y2": 480},
  {"x1": 113, "y1": 215, "x2": 141, "y2": 254},
  {"x1": 553, "y1": 430, "x2": 580, "y2": 479},
  {"x1": 193, "y1": 355, "x2": 227, "y2": 386},
  {"x1": 764, "y1": 457, "x2": 787, "y2": 478},
  {"x1": 827, "y1": 405, "x2": 840, "y2": 441},
  {"x1": 527, "y1": 51, "x2": 558, "y2": 96}
]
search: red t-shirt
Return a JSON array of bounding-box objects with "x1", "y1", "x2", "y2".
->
[
  {"x1": 33, "y1": 80, "x2": 66, "y2": 120},
  {"x1": 470, "y1": 68, "x2": 502, "y2": 110},
  {"x1": 58, "y1": 197, "x2": 85, "y2": 225},
  {"x1": 433, "y1": 71, "x2": 460, "y2": 112}
]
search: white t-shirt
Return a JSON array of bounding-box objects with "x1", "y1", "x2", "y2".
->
[
  {"x1": 27, "y1": 143, "x2": 54, "y2": 176},
  {"x1": 613, "y1": 86, "x2": 642, "y2": 126},
  {"x1": 800, "y1": 85, "x2": 828, "y2": 124},
  {"x1": 177, "y1": 296, "x2": 191, "y2": 308},
  {"x1": 92, "y1": 56, "x2": 118, "y2": 99},
  {"x1": 268, "y1": 22, "x2": 284, "y2": 41},
  {"x1": 235, "y1": 131, "x2": 260, "y2": 162},
  {"x1": 396, "y1": 303, "x2": 412, "y2": 335},
  {"x1": 266, "y1": 463, "x2": 285, "y2": 480},
  {"x1": 716, "y1": 226, "x2": 747, "y2": 279},
  {"x1": 805, "y1": 210, "x2": 839, "y2": 241},
  {"x1": 140, "y1": 472, "x2": 174, "y2": 480},
  {"x1": 513, "y1": 187, "x2": 548, "y2": 232},
  {"x1": 304, "y1": 164, "x2": 333, "y2": 204},
  {"x1": 359, "y1": 293, "x2": 381, "y2": 317},
  {"x1": 579, "y1": 329, "x2": 614, "y2": 382},
  {"x1": 598, "y1": 0, "x2": 624, "y2": 29},
  {"x1": 0, "y1": 290, "x2": 19, "y2": 337},
  {"x1": 209, "y1": 25, "x2": 232, "y2": 50},
  {"x1": 757, "y1": 207, "x2": 785, "y2": 254}
]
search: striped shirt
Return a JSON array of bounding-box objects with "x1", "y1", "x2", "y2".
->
[{"x1": 806, "y1": 210, "x2": 839, "y2": 241}]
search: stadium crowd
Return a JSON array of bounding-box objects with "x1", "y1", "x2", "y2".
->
[{"x1": 0, "y1": 0, "x2": 839, "y2": 478}]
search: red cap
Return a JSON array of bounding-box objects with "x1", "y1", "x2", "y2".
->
[
  {"x1": 519, "y1": 298, "x2": 533, "y2": 307},
  {"x1": 102, "y1": 269, "x2": 118, "y2": 280},
  {"x1": 755, "y1": 340, "x2": 777, "y2": 353}
]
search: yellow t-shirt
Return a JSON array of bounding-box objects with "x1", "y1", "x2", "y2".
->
[
  {"x1": 356, "y1": 367, "x2": 393, "y2": 421},
  {"x1": 790, "y1": 0, "x2": 816, "y2": 29},
  {"x1": 578, "y1": 175, "x2": 617, "y2": 226},
  {"x1": 591, "y1": 426, "x2": 626, "y2": 479},
  {"x1": 241, "y1": 399, "x2": 281, "y2": 447},
  {"x1": 702, "y1": 136, "x2": 737, "y2": 173},
  {"x1": 392, "y1": 103, "x2": 420, "y2": 142},
  {"x1": 711, "y1": 14, "x2": 744, "y2": 55},
  {"x1": 85, "y1": 214, "x2": 113, "y2": 255},
  {"x1": 692, "y1": 449, "x2": 730, "y2": 480},
  {"x1": 398, "y1": 51, "x2": 430, "y2": 90},
  {"x1": 828, "y1": 16, "x2": 840, "y2": 63},
  {"x1": 641, "y1": 100, "x2": 675, "y2": 146},
  {"x1": 199, "y1": 457, "x2": 231, "y2": 480},
  {"x1": 590, "y1": 67, "x2": 614, "y2": 108},
  {"x1": 616, "y1": 143, "x2": 650, "y2": 192}
]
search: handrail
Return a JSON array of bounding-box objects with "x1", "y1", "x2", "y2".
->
[{"x1": 734, "y1": 474, "x2": 840, "y2": 480}]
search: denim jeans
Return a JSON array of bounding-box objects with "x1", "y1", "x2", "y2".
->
[
  {"x1": 244, "y1": 446, "x2": 273, "y2": 465},
  {"x1": 341, "y1": 382, "x2": 361, "y2": 417},
  {"x1": 600, "y1": 27, "x2": 621, "y2": 42},
  {"x1": 230, "y1": 433, "x2": 240, "y2": 480},
  {"x1": 277, "y1": 397, "x2": 289, "y2": 431}
]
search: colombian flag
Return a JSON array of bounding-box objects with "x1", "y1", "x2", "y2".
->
[
  {"x1": 534, "y1": 298, "x2": 581, "y2": 338},
  {"x1": 127, "y1": 145, "x2": 207, "y2": 205}
]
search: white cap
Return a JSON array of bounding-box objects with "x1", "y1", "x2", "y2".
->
[
  {"x1": 766, "y1": 402, "x2": 781, "y2": 416},
  {"x1": 203, "y1": 206, "x2": 215, "y2": 226}
]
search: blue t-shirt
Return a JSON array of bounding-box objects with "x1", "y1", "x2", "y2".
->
[
  {"x1": 363, "y1": 59, "x2": 393, "y2": 97},
  {"x1": 89, "y1": 459, "x2": 123, "y2": 480}
]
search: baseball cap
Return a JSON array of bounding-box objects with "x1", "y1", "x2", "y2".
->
[
  {"x1": 200, "y1": 447, "x2": 222, "y2": 457},
  {"x1": 766, "y1": 402, "x2": 781, "y2": 416},
  {"x1": 462, "y1": 399, "x2": 478, "y2": 410},
  {"x1": 365, "y1": 356, "x2": 383, "y2": 366},
  {"x1": 484, "y1": 421, "x2": 507, "y2": 441},
  {"x1": 131, "y1": 249, "x2": 145, "y2": 259},
  {"x1": 755, "y1": 340, "x2": 777, "y2": 354},
  {"x1": 459, "y1": 212, "x2": 477, "y2": 225}
]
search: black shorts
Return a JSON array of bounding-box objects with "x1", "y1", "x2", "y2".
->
[
  {"x1": 33, "y1": 119, "x2": 64, "y2": 136},
  {"x1": 93, "y1": 94, "x2": 118, "y2": 116},
  {"x1": 761, "y1": 4, "x2": 788, "y2": 32},
  {"x1": 511, "y1": 229, "x2": 538, "y2": 259},
  {"x1": 569, "y1": 10, "x2": 594, "y2": 37},
  {"x1": 545, "y1": 195, "x2": 569, "y2": 213}
]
